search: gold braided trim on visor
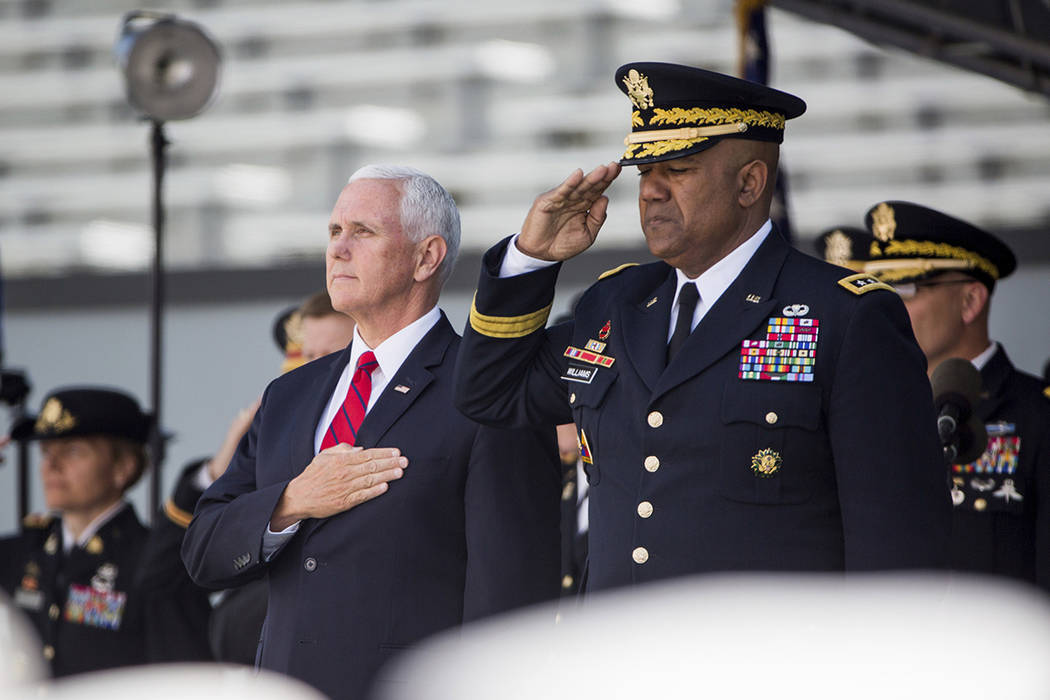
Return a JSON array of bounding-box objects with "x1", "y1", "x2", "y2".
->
[
  {"x1": 164, "y1": 498, "x2": 194, "y2": 529},
  {"x1": 625, "y1": 122, "x2": 747, "y2": 145},
  {"x1": 871, "y1": 239, "x2": 999, "y2": 280},
  {"x1": 469, "y1": 294, "x2": 551, "y2": 339}
]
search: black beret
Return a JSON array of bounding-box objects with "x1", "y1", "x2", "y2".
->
[
  {"x1": 616, "y1": 62, "x2": 806, "y2": 166},
  {"x1": 862, "y1": 201, "x2": 1016, "y2": 289},
  {"x1": 11, "y1": 387, "x2": 152, "y2": 443},
  {"x1": 813, "y1": 226, "x2": 875, "y2": 272}
]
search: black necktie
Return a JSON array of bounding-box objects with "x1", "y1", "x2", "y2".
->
[{"x1": 667, "y1": 282, "x2": 699, "y2": 363}]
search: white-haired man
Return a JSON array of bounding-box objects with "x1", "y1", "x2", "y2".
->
[{"x1": 183, "y1": 165, "x2": 560, "y2": 700}]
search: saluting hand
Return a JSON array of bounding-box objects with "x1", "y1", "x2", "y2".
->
[
  {"x1": 516, "y1": 162, "x2": 621, "y2": 262},
  {"x1": 270, "y1": 444, "x2": 407, "y2": 530}
]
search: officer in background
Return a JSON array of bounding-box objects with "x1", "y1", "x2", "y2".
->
[
  {"x1": 455, "y1": 62, "x2": 950, "y2": 593},
  {"x1": 0, "y1": 387, "x2": 210, "y2": 676},
  {"x1": 861, "y1": 201, "x2": 1050, "y2": 591}
]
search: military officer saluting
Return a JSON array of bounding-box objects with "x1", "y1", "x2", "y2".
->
[
  {"x1": 455, "y1": 62, "x2": 951, "y2": 592},
  {"x1": 0, "y1": 387, "x2": 207, "y2": 676},
  {"x1": 860, "y1": 201, "x2": 1050, "y2": 591}
]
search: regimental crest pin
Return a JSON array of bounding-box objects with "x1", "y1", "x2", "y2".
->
[
  {"x1": 751, "y1": 448, "x2": 782, "y2": 478},
  {"x1": 598, "y1": 320, "x2": 611, "y2": 341}
]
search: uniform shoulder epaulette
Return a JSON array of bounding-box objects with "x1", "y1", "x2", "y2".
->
[
  {"x1": 22, "y1": 512, "x2": 53, "y2": 529},
  {"x1": 597, "y1": 263, "x2": 639, "y2": 281},
  {"x1": 837, "y1": 272, "x2": 894, "y2": 296}
]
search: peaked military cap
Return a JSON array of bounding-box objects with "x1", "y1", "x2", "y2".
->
[
  {"x1": 862, "y1": 201, "x2": 1016, "y2": 289},
  {"x1": 616, "y1": 62, "x2": 806, "y2": 166},
  {"x1": 11, "y1": 387, "x2": 152, "y2": 443},
  {"x1": 813, "y1": 226, "x2": 874, "y2": 272}
]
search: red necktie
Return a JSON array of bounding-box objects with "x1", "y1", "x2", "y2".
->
[{"x1": 321, "y1": 351, "x2": 378, "y2": 450}]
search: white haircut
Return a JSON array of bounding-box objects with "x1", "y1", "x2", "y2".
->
[{"x1": 347, "y1": 164, "x2": 461, "y2": 284}]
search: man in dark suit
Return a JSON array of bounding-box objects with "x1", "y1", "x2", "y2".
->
[
  {"x1": 860, "y1": 201, "x2": 1050, "y2": 591},
  {"x1": 181, "y1": 165, "x2": 560, "y2": 699},
  {"x1": 455, "y1": 62, "x2": 951, "y2": 593}
]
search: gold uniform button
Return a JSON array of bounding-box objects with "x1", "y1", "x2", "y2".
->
[
  {"x1": 43, "y1": 645, "x2": 55, "y2": 660},
  {"x1": 975, "y1": 498, "x2": 987, "y2": 511},
  {"x1": 647, "y1": 411, "x2": 663, "y2": 428},
  {"x1": 644, "y1": 455, "x2": 660, "y2": 472},
  {"x1": 765, "y1": 411, "x2": 778, "y2": 425},
  {"x1": 570, "y1": 393, "x2": 576, "y2": 404},
  {"x1": 632, "y1": 547, "x2": 649, "y2": 564},
  {"x1": 562, "y1": 575, "x2": 574, "y2": 589},
  {"x1": 49, "y1": 604, "x2": 60, "y2": 620},
  {"x1": 637, "y1": 501, "x2": 654, "y2": 518}
]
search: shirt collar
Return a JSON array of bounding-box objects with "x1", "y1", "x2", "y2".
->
[
  {"x1": 673, "y1": 219, "x2": 772, "y2": 307},
  {"x1": 349, "y1": 306, "x2": 441, "y2": 379},
  {"x1": 62, "y1": 500, "x2": 128, "y2": 554},
  {"x1": 970, "y1": 341, "x2": 999, "y2": 371}
]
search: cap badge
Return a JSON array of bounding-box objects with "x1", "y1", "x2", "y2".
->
[
  {"x1": 35, "y1": 398, "x2": 76, "y2": 435},
  {"x1": 622, "y1": 69, "x2": 654, "y2": 110},
  {"x1": 782, "y1": 304, "x2": 809, "y2": 317},
  {"x1": 871, "y1": 202, "x2": 897, "y2": 242},
  {"x1": 824, "y1": 230, "x2": 852, "y2": 267},
  {"x1": 751, "y1": 448, "x2": 782, "y2": 477}
]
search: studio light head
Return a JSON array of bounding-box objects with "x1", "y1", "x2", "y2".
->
[{"x1": 114, "y1": 11, "x2": 221, "y2": 122}]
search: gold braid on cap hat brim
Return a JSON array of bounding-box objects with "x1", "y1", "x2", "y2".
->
[
  {"x1": 864, "y1": 239, "x2": 999, "y2": 281},
  {"x1": 622, "y1": 107, "x2": 786, "y2": 161}
]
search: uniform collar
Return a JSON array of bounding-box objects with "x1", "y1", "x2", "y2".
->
[
  {"x1": 970, "y1": 341, "x2": 998, "y2": 371},
  {"x1": 672, "y1": 219, "x2": 771, "y2": 311},
  {"x1": 61, "y1": 500, "x2": 128, "y2": 554}
]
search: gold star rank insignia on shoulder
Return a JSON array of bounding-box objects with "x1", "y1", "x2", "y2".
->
[{"x1": 837, "y1": 273, "x2": 894, "y2": 295}]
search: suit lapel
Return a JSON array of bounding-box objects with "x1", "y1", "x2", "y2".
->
[
  {"x1": 353, "y1": 314, "x2": 452, "y2": 448},
  {"x1": 652, "y1": 230, "x2": 789, "y2": 402},
  {"x1": 621, "y1": 267, "x2": 677, "y2": 392},
  {"x1": 977, "y1": 345, "x2": 1013, "y2": 417}
]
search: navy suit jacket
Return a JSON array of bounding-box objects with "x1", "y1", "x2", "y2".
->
[
  {"x1": 182, "y1": 314, "x2": 560, "y2": 699},
  {"x1": 456, "y1": 231, "x2": 952, "y2": 592}
]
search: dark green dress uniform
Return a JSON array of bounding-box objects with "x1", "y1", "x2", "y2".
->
[
  {"x1": 1, "y1": 507, "x2": 150, "y2": 676},
  {"x1": 455, "y1": 229, "x2": 952, "y2": 592},
  {"x1": 949, "y1": 347, "x2": 1050, "y2": 589}
]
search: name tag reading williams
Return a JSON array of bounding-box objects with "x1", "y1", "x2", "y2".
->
[{"x1": 562, "y1": 364, "x2": 596, "y2": 384}]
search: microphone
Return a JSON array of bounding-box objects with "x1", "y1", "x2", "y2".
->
[{"x1": 930, "y1": 358, "x2": 984, "y2": 463}]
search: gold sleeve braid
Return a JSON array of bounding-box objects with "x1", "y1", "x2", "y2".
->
[{"x1": 469, "y1": 294, "x2": 551, "y2": 339}]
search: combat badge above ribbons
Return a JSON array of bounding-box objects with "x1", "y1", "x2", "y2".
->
[{"x1": 739, "y1": 314, "x2": 819, "y2": 382}]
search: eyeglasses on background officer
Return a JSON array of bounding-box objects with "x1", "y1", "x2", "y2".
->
[
  {"x1": 0, "y1": 386, "x2": 211, "y2": 677},
  {"x1": 455, "y1": 61, "x2": 950, "y2": 593},
  {"x1": 860, "y1": 201, "x2": 1050, "y2": 591}
]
